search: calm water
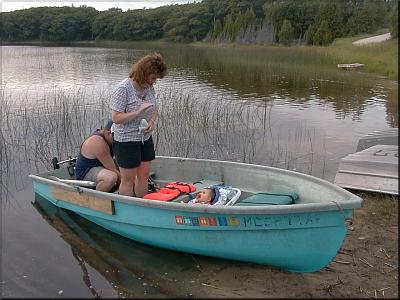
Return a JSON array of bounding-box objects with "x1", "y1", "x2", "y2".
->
[{"x1": 1, "y1": 43, "x2": 397, "y2": 297}]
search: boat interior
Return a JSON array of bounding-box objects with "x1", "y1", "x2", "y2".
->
[{"x1": 44, "y1": 166, "x2": 299, "y2": 207}]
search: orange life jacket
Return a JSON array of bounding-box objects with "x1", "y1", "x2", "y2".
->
[{"x1": 143, "y1": 181, "x2": 196, "y2": 201}]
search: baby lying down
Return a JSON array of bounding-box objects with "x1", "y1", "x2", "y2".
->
[
  {"x1": 187, "y1": 188, "x2": 215, "y2": 205},
  {"x1": 185, "y1": 185, "x2": 241, "y2": 206}
]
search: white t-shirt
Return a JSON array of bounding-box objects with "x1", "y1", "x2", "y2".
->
[{"x1": 110, "y1": 78, "x2": 157, "y2": 142}]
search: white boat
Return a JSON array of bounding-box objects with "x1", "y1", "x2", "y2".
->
[{"x1": 334, "y1": 129, "x2": 398, "y2": 195}]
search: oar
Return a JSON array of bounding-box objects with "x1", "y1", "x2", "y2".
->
[{"x1": 49, "y1": 176, "x2": 96, "y2": 188}]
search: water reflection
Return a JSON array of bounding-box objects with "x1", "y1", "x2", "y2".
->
[
  {"x1": 2, "y1": 44, "x2": 397, "y2": 127},
  {"x1": 159, "y1": 44, "x2": 397, "y2": 123},
  {"x1": 32, "y1": 194, "x2": 218, "y2": 298}
]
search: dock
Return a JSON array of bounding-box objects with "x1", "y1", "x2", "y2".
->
[
  {"x1": 334, "y1": 129, "x2": 398, "y2": 195},
  {"x1": 337, "y1": 63, "x2": 365, "y2": 70},
  {"x1": 356, "y1": 128, "x2": 398, "y2": 151}
]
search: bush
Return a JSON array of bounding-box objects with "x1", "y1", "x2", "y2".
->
[
  {"x1": 390, "y1": 7, "x2": 398, "y2": 38},
  {"x1": 278, "y1": 19, "x2": 294, "y2": 45}
]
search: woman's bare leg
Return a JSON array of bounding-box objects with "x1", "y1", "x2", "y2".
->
[
  {"x1": 119, "y1": 167, "x2": 137, "y2": 196},
  {"x1": 135, "y1": 161, "x2": 152, "y2": 197},
  {"x1": 96, "y1": 169, "x2": 118, "y2": 192}
]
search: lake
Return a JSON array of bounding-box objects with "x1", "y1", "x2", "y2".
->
[{"x1": 1, "y1": 43, "x2": 397, "y2": 297}]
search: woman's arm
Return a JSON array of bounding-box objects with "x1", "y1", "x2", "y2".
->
[
  {"x1": 90, "y1": 137, "x2": 121, "y2": 183},
  {"x1": 145, "y1": 109, "x2": 158, "y2": 133},
  {"x1": 112, "y1": 102, "x2": 154, "y2": 124}
]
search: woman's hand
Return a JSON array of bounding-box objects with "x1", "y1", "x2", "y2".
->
[
  {"x1": 112, "y1": 102, "x2": 154, "y2": 124},
  {"x1": 144, "y1": 118, "x2": 156, "y2": 133},
  {"x1": 139, "y1": 102, "x2": 154, "y2": 113}
]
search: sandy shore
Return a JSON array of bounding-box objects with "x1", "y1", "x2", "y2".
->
[{"x1": 181, "y1": 191, "x2": 398, "y2": 298}]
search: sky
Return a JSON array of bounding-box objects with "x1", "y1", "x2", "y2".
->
[{"x1": 1, "y1": 0, "x2": 200, "y2": 12}]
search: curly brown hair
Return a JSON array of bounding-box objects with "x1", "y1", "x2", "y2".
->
[{"x1": 129, "y1": 53, "x2": 167, "y2": 86}]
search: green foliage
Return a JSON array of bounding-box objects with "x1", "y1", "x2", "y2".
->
[
  {"x1": 305, "y1": 1, "x2": 342, "y2": 45},
  {"x1": 345, "y1": 2, "x2": 379, "y2": 35},
  {"x1": 265, "y1": 0, "x2": 319, "y2": 41},
  {"x1": 278, "y1": 19, "x2": 294, "y2": 45},
  {"x1": 92, "y1": 10, "x2": 120, "y2": 40},
  {"x1": 343, "y1": 0, "x2": 395, "y2": 36},
  {"x1": 0, "y1": 0, "x2": 397, "y2": 45},
  {"x1": 213, "y1": 7, "x2": 258, "y2": 42},
  {"x1": 312, "y1": 20, "x2": 334, "y2": 46},
  {"x1": 211, "y1": 19, "x2": 223, "y2": 41},
  {"x1": 0, "y1": 6, "x2": 98, "y2": 41},
  {"x1": 163, "y1": 4, "x2": 213, "y2": 42},
  {"x1": 389, "y1": 4, "x2": 398, "y2": 38}
]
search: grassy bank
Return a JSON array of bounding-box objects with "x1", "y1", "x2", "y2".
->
[
  {"x1": 193, "y1": 30, "x2": 398, "y2": 81},
  {"x1": 326, "y1": 34, "x2": 398, "y2": 80}
]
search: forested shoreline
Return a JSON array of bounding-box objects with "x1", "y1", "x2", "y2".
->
[{"x1": 1, "y1": 0, "x2": 398, "y2": 46}]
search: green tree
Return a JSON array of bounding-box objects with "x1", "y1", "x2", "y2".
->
[
  {"x1": 265, "y1": 0, "x2": 319, "y2": 42},
  {"x1": 305, "y1": 1, "x2": 342, "y2": 45},
  {"x1": 163, "y1": 3, "x2": 213, "y2": 42},
  {"x1": 221, "y1": 13, "x2": 236, "y2": 41},
  {"x1": 389, "y1": 4, "x2": 398, "y2": 38},
  {"x1": 312, "y1": 19, "x2": 333, "y2": 46},
  {"x1": 278, "y1": 19, "x2": 294, "y2": 45},
  {"x1": 211, "y1": 18, "x2": 223, "y2": 41},
  {"x1": 92, "y1": 10, "x2": 120, "y2": 40}
]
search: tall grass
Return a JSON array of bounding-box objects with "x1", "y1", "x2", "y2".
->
[
  {"x1": 326, "y1": 36, "x2": 398, "y2": 80},
  {"x1": 192, "y1": 31, "x2": 398, "y2": 80},
  {"x1": 0, "y1": 86, "x2": 328, "y2": 197}
]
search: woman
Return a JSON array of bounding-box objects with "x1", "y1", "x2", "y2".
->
[
  {"x1": 110, "y1": 53, "x2": 167, "y2": 197},
  {"x1": 75, "y1": 120, "x2": 120, "y2": 192}
]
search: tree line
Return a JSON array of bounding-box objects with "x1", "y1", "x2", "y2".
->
[{"x1": 1, "y1": 0, "x2": 397, "y2": 46}]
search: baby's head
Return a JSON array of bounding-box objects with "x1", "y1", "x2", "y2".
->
[{"x1": 195, "y1": 188, "x2": 215, "y2": 204}]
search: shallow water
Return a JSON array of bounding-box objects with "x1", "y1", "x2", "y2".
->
[{"x1": 1, "y1": 43, "x2": 397, "y2": 297}]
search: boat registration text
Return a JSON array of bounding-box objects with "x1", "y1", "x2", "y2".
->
[{"x1": 175, "y1": 214, "x2": 321, "y2": 228}]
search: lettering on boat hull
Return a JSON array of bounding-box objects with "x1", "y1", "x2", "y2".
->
[
  {"x1": 175, "y1": 215, "x2": 240, "y2": 227},
  {"x1": 52, "y1": 187, "x2": 114, "y2": 215},
  {"x1": 175, "y1": 214, "x2": 320, "y2": 228},
  {"x1": 242, "y1": 215, "x2": 320, "y2": 228}
]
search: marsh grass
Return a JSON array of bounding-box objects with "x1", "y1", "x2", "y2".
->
[
  {"x1": 191, "y1": 29, "x2": 397, "y2": 81},
  {"x1": 326, "y1": 36, "x2": 398, "y2": 80},
  {"x1": 0, "y1": 88, "x2": 110, "y2": 190},
  {"x1": 155, "y1": 87, "x2": 328, "y2": 178},
  {"x1": 0, "y1": 85, "x2": 328, "y2": 198},
  {"x1": 170, "y1": 40, "x2": 397, "y2": 129}
]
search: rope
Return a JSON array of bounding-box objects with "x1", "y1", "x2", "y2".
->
[{"x1": 332, "y1": 200, "x2": 353, "y2": 226}]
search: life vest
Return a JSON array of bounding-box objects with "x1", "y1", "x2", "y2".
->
[{"x1": 143, "y1": 181, "x2": 196, "y2": 201}]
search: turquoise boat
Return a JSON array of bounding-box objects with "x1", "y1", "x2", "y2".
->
[{"x1": 29, "y1": 156, "x2": 363, "y2": 273}]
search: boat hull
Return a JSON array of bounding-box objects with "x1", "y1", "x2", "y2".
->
[{"x1": 32, "y1": 158, "x2": 357, "y2": 273}]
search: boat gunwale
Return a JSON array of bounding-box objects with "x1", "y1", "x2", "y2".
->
[{"x1": 29, "y1": 157, "x2": 363, "y2": 214}]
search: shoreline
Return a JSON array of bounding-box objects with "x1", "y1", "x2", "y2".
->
[{"x1": 2, "y1": 31, "x2": 397, "y2": 80}]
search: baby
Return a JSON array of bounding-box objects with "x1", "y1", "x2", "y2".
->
[{"x1": 187, "y1": 188, "x2": 215, "y2": 205}]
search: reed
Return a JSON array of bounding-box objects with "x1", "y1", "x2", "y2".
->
[
  {"x1": 0, "y1": 85, "x2": 328, "y2": 197},
  {"x1": 326, "y1": 37, "x2": 397, "y2": 80},
  {"x1": 192, "y1": 31, "x2": 398, "y2": 80}
]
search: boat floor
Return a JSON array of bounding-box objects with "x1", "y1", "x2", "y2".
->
[{"x1": 334, "y1": 144, "x2": 398, "y2": 195}]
